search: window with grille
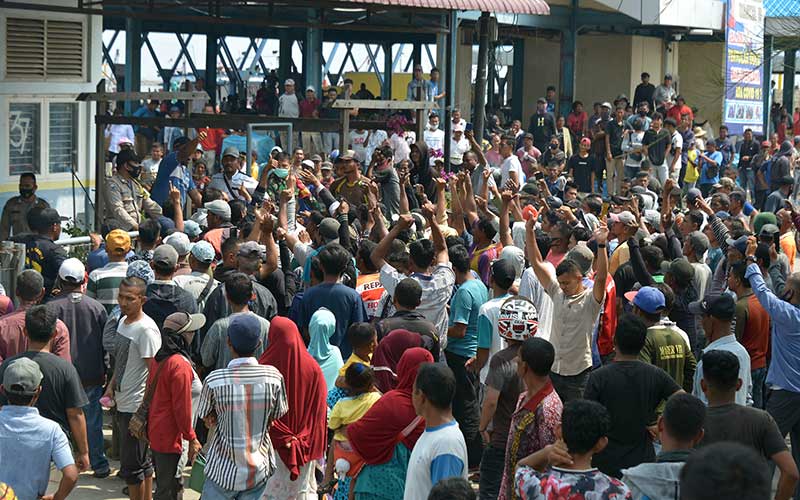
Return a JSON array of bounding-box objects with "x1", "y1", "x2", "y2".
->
[
  {"x1": 8, "y1": 102, "x2": 41, "y2": 175},
  {"x1": 5, "y1": 17, "x2": 84, "y2": 80},
  {"x1": 49, "y1": 103, "x2": 78, "y2": 174}
]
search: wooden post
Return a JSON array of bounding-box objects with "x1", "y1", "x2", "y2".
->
[
  {"x1": 340, "y1": 109, "x2": 350, "y2": 155},
  {"x1": 94, "y1": 79, "x2": 107, "y2": 231},
  {"x1": 415, "y1": 86, "x2": 425, "y2": 144}
]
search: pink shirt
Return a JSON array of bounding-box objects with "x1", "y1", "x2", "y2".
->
[{"x1": 0, "y1": 308, "x2": 71, "y2": 363}]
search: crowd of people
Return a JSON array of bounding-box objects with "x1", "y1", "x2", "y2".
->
[{"x1": 2, "y1": 70, "x2": 800, "y2": 500}]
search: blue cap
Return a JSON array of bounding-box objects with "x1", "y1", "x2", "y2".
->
[
  {"x1": 191, "y1": 240, "x2": 215, "y2": 264},
  {"x1": 183, "y1": 220, "x2": 202, "y2": 239},
  {"x1": 228, "y1": 314, "x2": 262, "y2": 354},
  {"x1": 725, "y1": 235, "x2": 749, "y2": 256},
  {"x1": 624, "y1": 286, "x2": 665, "y2": 314},
  {"x1": 715, "y1": 210, "x2": 731, "y2": 220}
]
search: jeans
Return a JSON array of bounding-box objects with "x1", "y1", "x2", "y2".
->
[
  {"x1": 153, "y1": 451, "x2": 183, "y2": 500},
  {"x1": 766, "y1": 389, "x2": 800, "y2": 499},
  {"x1": 752, "y1": 367, "x2": 767, "y2": 409},
  {"x1": 478, "y1": 444, "x2": 506, "y2": 500},
  {"x1": 83, "y1": 385, "x2": 109, "y2": 473},
  {"x1": 322, "y1": 132, "x2": 339, "y2": 153},
  {"x1": 551, "y1": 369, "x2": 591, "y2": 403},
  {"x1": 624, "y1": 165, "x2": 640, "y2": 181},
  {"x1": 445, "y1": 350, "x2": 483, "y2": 468},
  {"x1": 202, "y1": 478, "x2": 268, "y2": 500},
  {"x1": 609, "y1": 157, "x2": 625, "y2": 195},
  {"x1": 740, "y1": 169, "x2": 755, "y2": 200}
]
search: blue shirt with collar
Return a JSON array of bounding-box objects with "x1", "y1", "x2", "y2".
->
[
  {"x1": 746, "y1": 263, "x2": 800, "y2": 393},
  {"x1": 0, "y1": 405, "x2": 74, "y2": 500},
  {"x1": 692, "y1": 333, "x2": 753, "y2": 406}
]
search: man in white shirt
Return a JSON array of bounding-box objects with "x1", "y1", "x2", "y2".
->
[
  {"x1": 208, "y1": 146, "x2": 251, "y2": 201},
  {"x1": 278, "y1": 79, "x2": 300, "y2": 149},
  {"x1": 109, "y1": 276, "x2": 162, "y2": 500},
  {"x1": 665, "y1": 117, "x2": 684, "y2": 181},
  {"x1": 350, "y1": 128, "x2": 370, "y2": 165},
  {"x1": 424, "y1": 114, "x2": 445, "y2": 165},
  {"x1": 500, "y1": 137, "x2": 524, "y2": 189},
  {"x1": 141, "y1": 142, "x2": 164, "y2": 188},
  {"x1": 450, "y1": 126, "x2": 471, "y2": 170},
  {"x1": 404, "y1": 363, "x2": 468, "y2": 500}
]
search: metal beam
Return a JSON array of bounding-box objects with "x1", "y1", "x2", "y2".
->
[
  {"x1": 784, "y1": 49, "x2": 796, "y2": 115},
  {"x1": 175, "y1": 33, "x2": 199, "y2": 78},
  {"x1": 238, "y1": 41, "x2": 253, "y2": 71},
  {"x1": 323, "y1": 42, "x2": 340, "y2": 85},
  {"x1": 364, "y1": 44, "x2": 384, "y2": 86},
  {"x1": 473, "y1": 12, "x2": 489, "y2": 142},
  {"x1": 444, "y1": 11, "x2": 458, "y2": 170},
  {"x1": 279, "y1": 34, "x2": 292, "y2": 82},
  {"x1": 382, "y1": 43, "x2": 393, "y2": 100},
  {"x1": 392, "y1": 43, "x2": 405, "y2": 72},
  {"x1": 511, "y1": 37, "x2": 524, "y2": 120},
  {"x1": 249, "y1": 38, "x2": 269, "y2": 77},
  {"x1": 304, "y1": 11, "x2": 323, "y2": 93},
  {"x1": 206, "y1": 32, "x2": 218, "y2": 105},
  {"x1": 102, "y1": 30, "x2": 119, "y2": 77},
  {"x1": 124, "y1": 18, "x2": 142, "y2": 114},
  {"x1": 246, "y1": 38, "x2": 269, "y2": 80},
  {"x1": 142, "y1": 33, "x2": 171, "y2": 89},
  {"x1": 559, "y1": 0, "x2": 578, "y2": 116},
  {"x1": 76, "y1": 91, "x2": 210, "y2": 102},
  {"x1": 424, "y1": 43, "x2": 435, "y2": 68}
]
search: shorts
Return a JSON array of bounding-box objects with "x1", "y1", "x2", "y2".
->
[{"x1": 117, "y1": 412, "x2": 154, "y2": 485}]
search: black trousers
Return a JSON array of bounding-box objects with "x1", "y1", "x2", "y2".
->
[
  {"x1": 445, "y1": 350, "x2": 483, "y2": 468},
  {"x1": 153, "y1": 451, "x2": 183, "y2": 500}
]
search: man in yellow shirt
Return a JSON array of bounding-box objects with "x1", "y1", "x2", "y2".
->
[
  {"x1": 609, "y1": 211, "x2": 640, "y2": 275},
  {"x1": 777, "y1": 209, "x2": 796, "y2": 272}
]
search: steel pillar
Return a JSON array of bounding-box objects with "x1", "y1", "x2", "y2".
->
[
  {"x1": 124, "y1": 18, "x2": 142, "y2": 114},
  {"x1": 412, "y1": 43, "x2": 422, "y2": 69},
  {"x1": 436, "y1": 18, "x2": 447, "y2": 117},
  {"x1": 279, "y1": 34, "x2": 292, "y2": 82},
  {"x1": 558, "y1": 0, "x2": 578, "y2": 117},
  {"x1": 206, "y1": 32, "x2": 218, "y2": 106},
  {"x1": 444, "y1": 11, "x2": 458, "y2": 170},
  {"x1": 304, "y1": 12, "x2": 323, "y2": 93},
  {"x1": 783, "y1": 49, "x2": 796, "y2": 116},
  {"x1": 473, "y1": 12, "x2": 490, "y2": 141},
  {"x1": 382, "y1": 43, "x2": 393, "y2": 100},
  {"x1": 511, "y1": 38, "x2": 524, "y2": 121}
]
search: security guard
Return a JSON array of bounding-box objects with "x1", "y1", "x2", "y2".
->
[
  {"x1": 17, "y1": 206, "x2": 67, "y2": 294},
  {"x1": 105, "y1": 149, "x2": 162, "y2": 231},
  {"x1": 0, "y1": 172, "x2": 50, "y2": 241}
]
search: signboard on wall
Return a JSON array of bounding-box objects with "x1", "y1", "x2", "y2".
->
[{"x1": 723, "y1": 0, "x2": 765, "y2": 135}]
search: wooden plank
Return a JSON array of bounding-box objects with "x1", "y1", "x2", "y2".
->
[
  {"x1": 331, "y1": 99, "x2": 438, "y2": 110},
  {"x1": 76, "y1": 91, "x2": 210, "y2": 102},
  {"x1": 95, "y1": 114, "x2": 414, "y2": 133}
]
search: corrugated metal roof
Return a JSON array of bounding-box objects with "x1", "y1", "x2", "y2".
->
[{"x1": 343, "y1": 0, "x2": 550, "y2": 15}]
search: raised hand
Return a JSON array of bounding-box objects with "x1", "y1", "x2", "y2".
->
[
  {"x1": 421, "y1": 202, "x2": 436, "y2": 220},
  {"x1": 168, "y1": 181, "x2": 181, "y2": 204},
  {"x1": 594, "y1": 220, "x2": 609, "y2": 245},
  {"x1": 434, "y1": 176, "x2": 447, "y2": 191},
  {"x1": 397, "y1": 213, "x2": 415, "y2": 231}
]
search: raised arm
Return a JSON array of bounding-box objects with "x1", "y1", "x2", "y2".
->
[
  {"x1": 466, "y1": 130, "x2": 487, "y2": 166},
  {"x1": 449, "y1": 175, "x2": 467, "y2": 236},
  {"x1": 525, "y1": 217, "x2": 554, "y2": 290},
  {"x1": 434, "y1": 177, "x2": 448, "y2": 224},
  {"x1": 592, "y1": 221, "x2": 609, "y2": 303},
  {"x1": 422, "y1": 202, "x2": 448, "y2": 264},
  {"x1": 499, "y1": 189, "x2": 516, "y2": 248}
]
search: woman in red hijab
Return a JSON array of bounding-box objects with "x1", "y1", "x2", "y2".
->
[
  {"x1": 371, "y1": 329, "x2": 424, "y2": 393},
  {"x1": 347, "y1": 347, "x2": 433, "y2": 499},
  {"x1": 259, "y1": 317, "x2": 327, "y2": 499}
]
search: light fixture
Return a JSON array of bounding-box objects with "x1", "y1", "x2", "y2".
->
[
  {"x1": 333, "y1": 7, "x2": 367, "y2": 12},
  {"x1": 689, "y1": 29, "x2": 714, "y2": 36}
]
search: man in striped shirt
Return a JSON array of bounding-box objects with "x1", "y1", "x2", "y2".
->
[
  {"x1": 87, "y1": 230, "x2": 130, "y2": 314},
  {"x1": 197, "y1": 314, "x2": 287, "y2": 497}
]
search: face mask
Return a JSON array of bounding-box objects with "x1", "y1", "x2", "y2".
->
[
  {"x1": 639, "y1": 110, "x2": 647, "y2": 116},
  {"x1": 550, "y1": 143, "x2": 558, "y2": 150},
  {"x1": 127, "y1": 164, "x2": 143, "y2": 179},
  {"x1": 19, "y1": 188, "x2": 34, "y2": 198}
]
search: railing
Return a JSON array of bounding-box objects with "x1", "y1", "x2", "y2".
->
[{"x1": 52, "y1": 231, "x2": 139, "y2": 247}]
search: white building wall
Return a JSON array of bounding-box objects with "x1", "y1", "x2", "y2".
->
[{"x1": 0, "y1": 0, "x2": 101, "y2": 230}]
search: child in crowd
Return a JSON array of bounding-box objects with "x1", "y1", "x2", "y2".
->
[
  {"x1": 513, "y1": 400, "x2": 633, "y2": 499},
  {"x1": 335, "y1": 323, "x2": 378, "y2": 389},
  {"x1": 324, "y1": 363, "x2": 382, "y2": 497}
]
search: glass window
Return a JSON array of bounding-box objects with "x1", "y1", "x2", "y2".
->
[
  {"x1": 9, "y1": 102, "x2": 41, "y2": 175},
  {"x1": 49, "y1": 103, "x2": 78, "y2": 174}
]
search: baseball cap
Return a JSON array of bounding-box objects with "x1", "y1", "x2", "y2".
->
[
  {"x1": 610, "y1": 210, "x2": 638, "y2": 227},
  {"x1": 724, "y1": 235, "x2": 749, "y2": 256},
  {"x1": 310, "y1": 154, "x2": 323, "y2": 162},
  {"x1": 238, "y1": 241, "x2": 265, "y2": 260},
  {"x1": 183, "y1": 219, "x2": 202, "y2": 239},
  {"x1": 318, "y1": 218, "x2": 341, "y2": 243},
  {"x1": 306, "y1": 85, "x2": 315, "y2": 92},
  {"x1": 205, "y1": 199, "x2": 231, "y2": 220},
  {"x1": 761, "y1": 139, "x2": 771, "y2": 148},
  {"x1": 196, "y1": 144, "x2": 204, "y2": 152},
  {"x1": 31, "y1": 208, "x2": 66, "y2": 230},
  {"x1": 686, "y1": 188, "x2": 702, "y2": 205},
  {"x1": 222, "y1": 146, "x2": 240, "y2": 159},
  {"x1": 228, "y1": 313, "x2": 263, "y2": 354},
  {"x1": 566, "y1": 244, "x2": 594, "y2": 276},
  {"x1": 624, "y1": 286, "x2": 666, "y2": 314},
  {"x1": 545, "y1": 195, "x2": 563, "y2": 210},
  {"x1": 715, "y1": 210, "x2": 731, "y2": 220},
  {"x1": 58, "y1": 258, "x2": 85, "y2": 284},
  {"x1": 164, "y1": 232, "x2": 192, "y2": 256},
  {"x1": 580, "y1": 137, "x2": 591, "y2": 146},
  {"x1": 336, "y1": 150, "x2": 356, "y2": 161},
  {"x1": 153, "y1": 244, "x2": 179, "y2": 269},
  {"x1": 301, "y1": 159, "x2": 315, "y2": 170},
  {"x1": 190, "y1": 240, "x2": 215, "y2": 264},
  {"x1": 116, "y1": 148, "x2": 140, "y2": 167},
  {"x1": 491, "y1": 259, "x2": 516, "y2": 290},
  {"x1": 664, "y1": 73, "x2": 673, "y2": 80},
  {"x1": 537, "y1": 97, "x2": 547, "y2": 104},
  {"x1": 2, "y1": 358, "x2": 43, "y2": 396},
  {"x1": 127, "y1": 260, "x2": 154, "y2": 284},
  {"x1": 453, "y1": 124, "x2": 464, "y2": 133},
  {"x1": 105, "y1": 229, "x2": 132, "y2": 255},
  {"x1": 163, "y1": 311, "x2": 206, "y2": 335},
  {"x1": 601, "y1": 101, "x2": 612, "y2": 109},
  {"x1": 521, "y1": 182, "x2": 539, "y2": 196},
  {"x1": 643, "y1": 210, "x2": 661, "y2": 230},
  {"x1": 284, "y1": 78, "x2": 295, "y2": 85},
  {"x1": 523, "y1": 132, "x2": 534, "y2": 140},
  {"x1": 779, "y1": 175, "x2": 795, "y2": 186},
  {"x1": 760, "y1": 224, "x2": 780, "y2": 237},
  {"x1": 321, "y1": 161, "x2": 333, "y2": 171},
  {"x1": 688, "y1": 293, "x2": 736, "y2": 321},
  {"x1": 173, "y1": 136, "x2": 191, "y2": 150},
  {"x1": 660, "y1": 258, "x2": 695, "y2": 286}
]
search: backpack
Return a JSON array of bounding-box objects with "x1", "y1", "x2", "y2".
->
[{"x1": 497, "y1": 295, "x2": 540, "y2": 341}]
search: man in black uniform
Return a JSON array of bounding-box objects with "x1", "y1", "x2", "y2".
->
[{"x1": 528, "y1": 97, "x2": 557, "y2": 153}]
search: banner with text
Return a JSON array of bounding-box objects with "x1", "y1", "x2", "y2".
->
[{"x1": 724, "y1": 0, "x2": 765, "y2": 135}]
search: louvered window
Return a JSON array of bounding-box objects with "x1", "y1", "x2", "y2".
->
[{"x1": 5, "y1": 17, "x2": 84, "y2": 80}]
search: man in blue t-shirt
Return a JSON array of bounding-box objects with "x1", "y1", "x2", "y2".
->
[
  {"x1": 297, "y1": 244, "x2": 367, "y2": 359},
  {"x1": 445, "y1": 245, "x2": 489, "y2": 469},
  {"x1": 698, "y1": 140, "x2": 723, "y2": 197},
  {"x1": 151, "y1": 135, "x2": 204, "y2": 208}
]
